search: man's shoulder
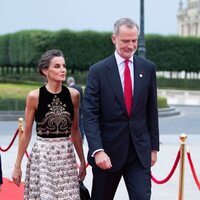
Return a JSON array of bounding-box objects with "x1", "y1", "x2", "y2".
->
[
  {"x1": 90, "y1": 54, "x2": 115, "y2": 70},
  {"x1": 134, "y1": 55, "x2": 155, "y2": 67}
]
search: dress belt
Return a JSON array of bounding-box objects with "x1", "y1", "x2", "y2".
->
[{"x1": 37, "y1": 132, "x2": 71, "y2": 138}]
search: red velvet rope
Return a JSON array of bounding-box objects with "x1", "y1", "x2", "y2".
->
[
  {"x1": 0, "y1": 129, "x2": 19, "y2": 152},
  {"x1": 187, "y1": 151, "x2": 200, "y2": 190},
  {"x1": 151, "y1": 149, "x2": 180, "y2": 184},
  {"x1": 2, "y1": 130, "x2": 200, "y2": 190}
]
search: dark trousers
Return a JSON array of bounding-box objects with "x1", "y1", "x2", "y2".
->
[{"x1": 91, "y1": 142, "x2": 151, "y2": 200}]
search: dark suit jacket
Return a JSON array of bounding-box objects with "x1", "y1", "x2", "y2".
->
[
  {"x1": 0, "y1": 155, "x2": 2, "y2": 184},
  {"x1": 83, "y1": 54, "x2": 159, "y2": 172}
]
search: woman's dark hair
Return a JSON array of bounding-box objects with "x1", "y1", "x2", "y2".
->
[{"x1": 38, "y1": 49, "x2": 64, "y2": 76}]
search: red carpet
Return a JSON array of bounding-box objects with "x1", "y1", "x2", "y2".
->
[{"x1": 0, "y1": 177, "x2": 24, "y2": 200}]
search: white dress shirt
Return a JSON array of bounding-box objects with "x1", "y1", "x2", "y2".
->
[{"x1": 114, "y1": 51, "x2": 134, "y2": 93}]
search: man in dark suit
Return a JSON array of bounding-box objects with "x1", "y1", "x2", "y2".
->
[
  {"x1": 0, "y1": 155, "x2": 2, "y2": 191},
  {"x1": 83, "y1": 18, "x2": 159, "y2": 200},
  {"x1": 67, "y1": 76, "x2": 85, "y2": 140}
]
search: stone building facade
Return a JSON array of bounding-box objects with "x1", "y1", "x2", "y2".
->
[{"x1": 177, "y1": 0, "x2": 200, "y2": 36}]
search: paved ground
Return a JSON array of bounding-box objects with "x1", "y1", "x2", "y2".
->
[
  {"x1": 1, "y1": 90, "x2": 200, "y2": 199},
  {"x1": 158, "y1": 89, "x2": 200, "y2": 106}
]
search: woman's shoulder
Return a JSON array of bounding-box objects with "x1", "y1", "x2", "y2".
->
[
  {"x1": 25, "y1": 88, "x2": 40, "y2": 110},
  {"x1": 68, "y1": 87, "x2": 80, "y2": 106},
  {"x1": 27, "y1": 88, "x2": 40, "y2": 100},
  {"x1": 68, "y1": 87, "x2": 80, "y2": 98}
]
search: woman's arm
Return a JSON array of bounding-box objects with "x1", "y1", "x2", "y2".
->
[
  {"x1": 69, "y1": 87, "x2": 86, "y2": 181},
  {"x1": 12, "y1": 89, "x2": 38, "y2": 186}
]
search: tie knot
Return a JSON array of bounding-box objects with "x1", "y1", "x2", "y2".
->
[{"x1": 124, "y1": 60, "x2": 129, "y2": 65}]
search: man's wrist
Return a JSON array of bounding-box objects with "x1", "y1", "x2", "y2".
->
[{"x1": 92, "y1": 149, "x2": 104, "y2": 157}]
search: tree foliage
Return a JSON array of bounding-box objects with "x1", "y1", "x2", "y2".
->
[{"x1": 0, "y1": 31, "x2": 200, "y2": 73}]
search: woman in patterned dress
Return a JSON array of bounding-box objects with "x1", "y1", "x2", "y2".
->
[{"x1": 12, "y1": 49, "x2": 86, "y2": 200}]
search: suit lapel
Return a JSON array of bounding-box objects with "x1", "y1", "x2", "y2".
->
[
  {"x1": 104, "y1": 55, "x2": 126, "y2": 111},
  {"x1": 132, "y1": 56, "x2": 144, "y2": 113},
  {"x1": 104, "y1": 55, "x2": 146, "y2": 116}
]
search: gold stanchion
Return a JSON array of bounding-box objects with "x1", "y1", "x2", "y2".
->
[
  {"x1": 178, "y1": 133, "x2": 187, "y2": 200},
  {"x1": 18, "y1": 117, "x2": 24, "y2": 143}
]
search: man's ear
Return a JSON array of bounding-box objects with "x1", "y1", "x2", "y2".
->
[{"x1": 111, "y1": 35, "x2": 116, "y2": 45}]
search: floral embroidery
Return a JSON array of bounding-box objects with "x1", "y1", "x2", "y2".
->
[{"x1": 37, "y1": 95, "x2": 72, "y2": 135}]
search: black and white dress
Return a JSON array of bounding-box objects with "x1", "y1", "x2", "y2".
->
[{"x1": 24, "y1": 85, "x2": 80, "y2": 200}]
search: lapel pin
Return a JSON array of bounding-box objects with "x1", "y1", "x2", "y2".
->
[{"x1": 139, "y1": 72, "x2": 144, "y2": 77}]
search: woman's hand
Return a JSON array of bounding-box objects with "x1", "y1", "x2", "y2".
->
[
  {"x1": 78, "y1": 162, "x2": 87, "y2": 181},
  {"x1": 12, "y1": 166, "x2": 22, "y2": 187}
]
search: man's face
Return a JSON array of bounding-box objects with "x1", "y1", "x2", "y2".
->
[{"x1": 111, "y1": 25, "x2": 139, "y2": 59}]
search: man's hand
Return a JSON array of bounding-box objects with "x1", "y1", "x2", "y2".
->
[
  {"x1": 151, "y1": 150, "x2": 157, "y2": 167},
  {"x1": 94, "y1": 151, "x2": 112, "y2": 170}
]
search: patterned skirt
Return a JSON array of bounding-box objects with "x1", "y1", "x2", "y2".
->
[{"x1": 24, "y1": 136, "x2": 80, "y2": 200}]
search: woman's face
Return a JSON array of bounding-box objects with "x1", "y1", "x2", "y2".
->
[{"x1": 43, "y1": 56, "x2": 67, "y2": 82}]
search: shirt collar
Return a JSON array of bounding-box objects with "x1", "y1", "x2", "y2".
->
[{"x1": 114, "y1": 51, "x2": 133, "y2": 65}]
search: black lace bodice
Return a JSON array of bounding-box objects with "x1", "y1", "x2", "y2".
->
[{"x1": 35, "y1": 85, "x2": 74, "y2": 138}]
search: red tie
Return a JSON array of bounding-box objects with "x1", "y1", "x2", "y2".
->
[{"x1": 124, "y1": 60, "x2": 132, "y2": 116}]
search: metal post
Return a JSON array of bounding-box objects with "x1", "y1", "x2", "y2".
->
[
  {"x1": 178, "y1": 133, "x2": 187, "y2": 200},
  {"x1": 138, "y1": 0, "x2": 146, "y2": 58}
]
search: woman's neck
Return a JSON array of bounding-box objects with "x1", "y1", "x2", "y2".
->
[{"x1": 45, "y1": 82, "x2": 62, "y2": 94}]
